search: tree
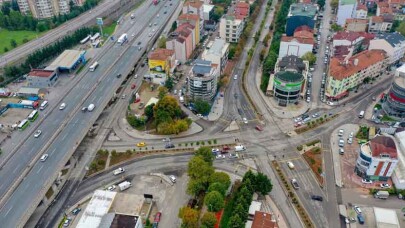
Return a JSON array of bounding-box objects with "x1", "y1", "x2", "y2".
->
[
  {"x1": 144, "y1": 103, "x2": 155, "y2": 119},
  {"x1": 158, "y1": 86, "x2": 168, "y2": 99},
  {"x1": 302, "y1": 52, "x2": 316, "y2": 66},
  {"x1": 10, "y1": 39, "x2": 17, "y2": 48},
  {"x1": 228, "y1": 44, "x2": 236, "y2": 59},
  {"x1": 211, "y1": 6, "x2": 224, "y2": 22},
  {"x1": 317, "y1": 0, "x2": 325, "y2": 8},
  {"x1": 171, "y1": 21, "x2": 177, "y2": 32},
  {"x1": 157, "y1": 36, "x2": 166, "y2": 48},
  {"x1": 396, "y1": 21, "x2": 405, "y2": 36},
  {"x1": 208, "y1": 182, "x2": 226, "y2": 196},
  {"x1": 331, "y1": 23, "x2": 343, "y2": 31},
  {"x1": 195, "y1": 146, "x2": 214, "y2": 165},
  {"x1": 330, "y1": 0, "x2": 338, "y2": 9},
  {"x1": 201, "y1": 212, "x2": 217, "y2": 228},
  {"x1": 254, "y1": 172, "x2": 273, "y2": 195},
  {"x1": 178, "y1": 206, "x2": 198, "y2": 228},
  {"x1": 194, "y1": 99, "x2": 211, "y2": 115},
  {"x1": 187, "y1": 178, "x2": 206, "y2": 196},
  {"x1": 164, "y1": 77, "x2": 174, "y2": 90},
  {"x1": 204, "y1": 191, "x2": 224, "y2": 212},
  {"x1": 1, "y1": 2, "x2": 11, "y2": 15},
  {"x1": 228, "y1": 214, "x2": 244, "y2": 228},
  {"x1": 209, "y1": 172, "x2": 231, "y2": 189},
  {"x1": 3, "y1": 47, "x2": 8, "y2": 52},
  {"x1": 188, "y1": 156, "x2": 214, "y2": 180}
]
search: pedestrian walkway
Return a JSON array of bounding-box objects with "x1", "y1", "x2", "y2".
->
[
  {"x1": 265, "y1": 194, "x2": 288, "y2": 227},
  {"x1": 207, "y1": 93, "x2": 224, "y2": 121}
]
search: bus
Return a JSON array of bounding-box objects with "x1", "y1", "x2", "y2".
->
[
  {"x1": 40, "y1": 100, "x2": 48, "y2": 110},
  {"x1": 89, "y1": 62, "x2": 99, "y2": 72},
  {"x1": 80, "y1": 35, "x2": 91, "y2": 44},
  {"x1": 18, "y1": 119, "x2": 30, "y2": 131},
  {"x1": 28, "y1": 110, "x2": 39, "y2": 122},
  {"x1": 90, "y1": 33, "x2": 100, "y2": 42}
]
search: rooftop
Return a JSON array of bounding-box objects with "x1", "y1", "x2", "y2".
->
[
  {"x1": 248, "y1": 201, "x2": 262, "y2": 216},
  {"x1": 345, "y1": 18, "x2": 368, "y2": 24},
  {"x1": 17, "y1": 87, "x2": 41, "y2": 95},
  {"x1": 148, "y1": 48, "x2": 174, "y2": 61},
  {"x1": 203, "y1": 4, "x2": 214, "y2": 13},
  {"x1": 275, "y1": 71, "x2": 304, "y2": 82},
  {"x1": 45, "y1": 49, "x2": 86, "y2": 71},
  {"x1": 204, "y1": 38, "x2": 229, "y2": 56},
  {"x1": 193, "y1": 59, "x2": 213, "y2": 75},
  {"x1": 277, "y1": 55, "x2": 307, "y2": 73},
  {"x1": 368, "y1": 135, "x2": 398, "y2": 159},
  {"x1": 294, "y1": 25, "x2": 314, "y2": 33},
  {"x1": 28, "y1": 69, "x2": 55, "y2": 78},
  {"x1": 356, "y1": 4, "x2": 368, "y2": 11},
  {"x1": 394, "y1": 73, "x2": 405, "y2": 88},
  {"x1": 329, "y1": 50, "x2": 386, "y2": 80},
  {"x1": 394, "y1": 131, "x2": 405, "y2": 188},
  {"x1": 374, "y1": 32, "x2": 405, "y2": 47},
  {"x1": 333, "y1": 31, "x2": 366, "y2": 42},
  {"x1": 108, "y1": 214, "x2": 140, "y2": 228},
  {"x1": 251, "y1": 211, "x2": 278, "y2": 228},
  {"x1": 340, "y1": 0, "x2": 356, "y2": 5},
  {"x1": 374, "y1": 207, "x2": 400, "y2": 228},
  {"x1": 288, "y1": 3, "x2": 318, "y2": 17},
  {"x1": 178, "y1": 13, "x2": 200, "y2": 22},
  {"x1": 371, "y1": 16, "x2": 384, "y2": 23},
  {"x1": 184, "y1": 0, "x2": 204, "y2": 9},
  {"x1": 281, "y1": 36, "x2": 314, "y2": 44}
]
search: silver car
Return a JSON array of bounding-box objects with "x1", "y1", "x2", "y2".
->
[{"x1": 34, "y1": 130, "x2": 42, "y2": 138}]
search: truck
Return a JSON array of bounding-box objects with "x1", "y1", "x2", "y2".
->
[
  {"x1": 117, "y1": 33, "x2": 128, "y2": 45},
  {"x1": 234, "y1": 145, "x2": 246, "y2": 152},
  {"x1": 291, "y1": 179, "x2": 300, "y2": 189},
  {"x1": 118, "y1": 181, "x2": 132, "y2": 191},
  {"x1": 374, "y1": 190, "x2": 389, "y2": 199},
  {"x1": 88, "y1": 103, "x2": 95, "y2": 111},
  {"x1": 113, "y1": 167, "x2": 125, "y2": 175}
]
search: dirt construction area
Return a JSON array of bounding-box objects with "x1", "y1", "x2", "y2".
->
[
  {"x1": 129, "y1": 82, "x2": 159, "y2": 116},
  {"x1": 0, "y1": 107, "x2": 32, "y2": 128}
]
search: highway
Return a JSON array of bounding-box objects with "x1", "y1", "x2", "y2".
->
[{"x1": 0, "y1": 0, "x2": 180, "y2": 227}]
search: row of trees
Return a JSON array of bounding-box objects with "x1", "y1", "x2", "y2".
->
[
  {"x1": 178, "y1": 147, "x2": 232, "y2": 228},
  {"x1": 221, "y1": 171, "x2": 273, "y2": 228},
  {"x1": 0, "y1": 0, "x2": 100, "y2": 32},
  {"x1": 260, "y1": 0, "x2": 294, "y2": 92},
  {"x1": 1, "y1": 26, "x2": 98, "y2": 84}
]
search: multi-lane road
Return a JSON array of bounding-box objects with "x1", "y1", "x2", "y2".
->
[{"x1": 0, "y1": 1, "x2": 180, "y2": 227}]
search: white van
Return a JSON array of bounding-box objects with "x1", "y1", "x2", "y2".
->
[
  {"x1": 59, "y1": 103, "x2": 66, "y2": 110},
  {"x1": 359, "y1": 110, "x2": 364, "y2": 118},
  {"x1": 88, "y1": 104, "x2": 95, "y2": 111}
]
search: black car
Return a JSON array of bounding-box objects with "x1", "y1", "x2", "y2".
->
[
  {"x1": 72, "y1": 208, "x2": 82, "y2": 215},
  {"x1": 165, "y1": 144, "x2": 175, "y2": 149},
  {"x1": 311, "y1": 195, "x2": 323, "y2": 201},
  {"x1": 116, "y1": 73, "x2": 122, "y2": 78},
  {"x1": 137, "y1": 41, "x2": 142, "y2": 45}
]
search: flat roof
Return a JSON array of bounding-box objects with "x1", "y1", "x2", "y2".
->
[
  {"x1": 394, "y1": 131, "x2": 405, "y2": 186},
  {"x1": 28, "y1": 69, "x2": 55, "y2": 78},
  {"x1": 45, "y1": 49, "x2": 86, "y2": 71},
  {"x1": 374, "y1": 207, "x2": 400, "y2": 228},
  {"x1": 17, "y1": 87, "x2": 40, "y2": 94},
  {"x1": 248, "y1": 201, "x2": 262, "y2": 216}
]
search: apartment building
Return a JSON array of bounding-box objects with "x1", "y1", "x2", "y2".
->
[
  {"x1": 355, "y1": 4, "x2": 368, "y2": 19},
  {"x1": 326, "y1": 50, "x2": 386, "y2": 99},
  {"x1": 166, "y1": 23, "x2": 196, "y2": 63},
  {"x1": 369, "y1": 32, "x2": 405, "y2": 66},
  {"x1": 336, "y1": 0, "x2": 357, "y2": 26},
  {"x1": 382, "y1": 64, "x2": 405, "y2": 118},
  {"x1": 368, "y1": 15, "x2": 394, "y2": 33},
  {"x1": 178, "y1": 14, "x2": 201, "y2": 47},
  {"x1": 219, "y1": 15, "x2": 245, "y2": 43},
  {"x1": 188, "y1": 59, "x2": 219, "y2": 101},
  {"x1": 344, "y1": 18, "x2": 368, "y2": 32},
  {"x1": 286, "y1": 3, "x2": 318, "y2": 36},
  {"x1": 279, "y1": 26, "x2": 314, "y2": 58},
  {"x1": 201, "y1": 38, "x2": 229, "y2": 74},
  {"x1": 332, "y1": 31, "x2": 375, "y2": 58},
  {"x1": 17, "y1": 0, "x2": 70, "y2": 18}
]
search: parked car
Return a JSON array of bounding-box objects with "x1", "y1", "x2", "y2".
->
[
  {"x1": 380, "y1": 183, "x2": 391, "y2": 189},
  {"x1": 338, "y1": 129, "x2": 344, "y2": 136},
  {"x1": 169, "y1": 175, "x2": 176, "y2": 183},
  {"x1": 216, "y1": 154, "x2": 225, "y2": 159},
  {"x1": 361, "y1": 179, "x2": 373, "y2": 184},
  {"x1": 229, "y1": 153, "x2": 239, "y2": 158},
  {"x1": 72, "y1": 208, "x2": 81, "y2": 215},
  {"x1": 353, "y1": 205, "x2": 362, "y2": 214},
  {"x1": 243, "y1": 117, "x2": 248, "y2": 124},
  {"x1": 311, "y1": 195, "x2": 323, "y2": 201},
  {"x1": 255, "y1": 125, "x2": 263, "y2": 131},
  {"x1": 107, "y1": 185, "x2": 116, "y2": 191}
]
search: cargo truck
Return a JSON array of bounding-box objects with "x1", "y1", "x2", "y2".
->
[
  {"x1": 113, "y1": 167, "x2": 125, "y2": 175},
  {"x1": 374, "y1": 190, "x2": 389, "y2": 199},
  {"x1": 117, "y1": 33, "x2": 128, "y2": 45},
  {"x1": 235, "y1": 145, "x2": 246, "y2": 152},
  {"x1": 118, "y1": 181, "x2": 132, "y2": 191}
]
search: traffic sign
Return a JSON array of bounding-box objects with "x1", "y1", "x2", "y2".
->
[{"x1": 96, "y1": 17, "x2": 103, "y2": 26}]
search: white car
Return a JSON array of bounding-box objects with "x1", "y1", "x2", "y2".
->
[
  {"x1": 312, "y1": 113, "x2": 319, "y2": 118},
  {"x1": 134, "y1": 74, "x2": 138, "y2": 79},
  {"x1": 353, "y1": 206, "x2": 362, "y2": 214},
  {"x1": 347, "y1": 138, "x2": 353, "y2": 144},
  {"x1": 169, "y1": 175, "x2": 176, "y2": 183},
  {"x1": 243, "y1": 118, "x2": 248, "y2": 124},
  {"x1": 212, "y1": 148, "x2": 221, "y2": 153},
  {"x1": 349, "y1": 132, "x2": 354, "y2": 138},
  {"x1": 338, "y1": 129, "x2": 344, "y2": 136},
  {"x1": 34, "y1": 130, "x2": 42, "y2": 138},
  {"x1": 40, "y1": 154, "x2": 49, "y2": 162},
  {"x1": 361, "y1": 179, "x2": 372, "y2": 184},
  {"x1": 107, "y1": 185, "x2": 116, "y2": 191},
  {"x1": 306, "y1": 97, "x2": 310, "y2": 102},
  {"x1": 196, "y1": 114, "x2": 203, "y2": 118},
  {"x1": 59, "y1": 103, "x2": 66, "y2": 110},
  {"x1": 294, "y1": 117, "x2": 302, "y2": 123},
  {"x1": 287, "y1": 161, "x2": 295, "y2": 169},
  {"x1": 216, "y1": 154, "x2": 225, "y2": 159},
  {"x1": 233, "y1": 75, "x2": 238, "y2": 80},
  {"x1": 380, "y1": 183, "x2": 391, "y2": 188}
]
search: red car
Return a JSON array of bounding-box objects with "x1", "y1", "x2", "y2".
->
[
  {"x1": 255, "y1": 125, "x2": 263, "y2": 131},
  {"x1": 154, "y1": 212, "x2": 162, "y2": 223},
  {"x1": 131, "y1": 84, "x2": 136, "y2": 89}
]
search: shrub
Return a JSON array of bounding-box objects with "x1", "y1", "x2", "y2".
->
[
  {"x1": 213, "y1": 139, "x2": 217, "y2": 144},
  {"x1": 196, "y1": 142, "x2": 200, "y2": 146},
  {"x1": 306, "y1": 139, "x2": 320, "y2": 147},
  {"x1": 97, "y1": 159, "x2": 105, "y2": 166},
  {"x1": 201, "y1": 141, "x2": 205, "y2": 145},
  {"x1": 317, "y1": 167, "x2": 322, "y2": 174},
  {"x1": 207, "y1": 140, "x2": 212, "y2": 145},
  {"x1": 178, "y1": 143, "x2": 182, "y2": 147},
  {"x1": 191, "y1": 142, "x2": 194, "y2": 146},
  {"x1": 297, "y1": 145, "x2": 303, "y2": 151}
]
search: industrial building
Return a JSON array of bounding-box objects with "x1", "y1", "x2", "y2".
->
[
  {"x1": 382, "y1": 64, "x2": 405, "y2": 118},
  {"x1": 26, "y1": 69, "x2": 58, "y2": 88},
  {"x1": 45, "y1": 49, "x2": 87, "y2": 73}
]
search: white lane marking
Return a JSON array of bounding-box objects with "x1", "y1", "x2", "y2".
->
[
  {"x1": 4, "y1": 206, "x2": 13, "y2": 216},
  {"x1": 12, "y1": 164, "x2": 21, "y2": 174},
  {"x1": 36, "y1": 165, "x2": 44, "y2": 174},
  {"x1": 49, "y1": 148, "x2": 57, "y2": 156},
  {"x1": 61, "y1": 133, "x2": 68, "y2": 141}
]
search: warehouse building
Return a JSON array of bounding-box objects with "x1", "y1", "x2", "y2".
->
[
  {"x1": 45, "y1": 50, "x2": 86, "y2": 73},
  {"x1": 26, "y1": 69, "x2": 58, "y2": 88}
]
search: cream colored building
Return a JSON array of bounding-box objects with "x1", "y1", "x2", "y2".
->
[{"x1": 17, "y1": 0, "x2": 70, "y2": 18}]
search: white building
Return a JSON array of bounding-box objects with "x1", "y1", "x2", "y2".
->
[
  {"x1": 279, "y1": 36, "x2": 314, "y2": 58},
  {"x1": 355, "y1": 4, "x2": 368, "y2": 19},
  {"x1": 336, "y1": 0, "x2": 357, "y2": 26},
  {"x1": 203, "y1": 4, "x2": 214, "y2": 21},
  {"x1": 392, "y1": 130, "x2": 405, "y2": 190},
  {"x1": 369, "y1": 32, "x2": 405, "y2": 66},
  {"x1": 188, "y1": 59, "x2": 219, "y2": 101},
  {"x1": 219, "y1": 15, "x2": 245, "y2": 43},
  {"x1": 374, "y1": 207, "x2": 400, "y2": 228},
  {"x1": 201, "y1": 38, "x2": 229, "y2": 73},
  {"x1": 27, "y1": 69, "x2": 58, "y2": 88}
]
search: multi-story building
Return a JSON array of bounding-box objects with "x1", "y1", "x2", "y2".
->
[
  {"x1": 148, "y1": 49, "x2": 176, "y2": 76},
  {"x1": 27, "y1": 69, "x2": 58, "y2": 88},
  {"x1": 203, "y1": 4, "x2": 214, "y2": 21},
  {"x1": 279, "y1": 26, "x2": 314, "y2": 58},
  {"x1": 355, "y1": 4, "x2": 368, "y2": 19},
  {"x1": 376, "y1": 2, "x2": 392, "y2": 16},
  {"x1": 332, "y1": 31, "x2": 375, "y2": 58},
  {"x1": 326, "y1": 50, "x2": 386, "y2": 99},
  {"x1": 219, "y1": 15, "x2": 245, "y2": 43},
  {"x1": 201, "y1": 38, "x2": 229, "y2": 74},
  {"x1": 166, "y1": 23, "x2": 196, "y2": 63},
  {"x1": 355, "y1": 135, "x2": 399, "y2": 181},
  {"x1": 17, "y1": 0, "x2": 71, "y2": 19},
  {"x1": 336, "y1": 0, "x2": 357, "y2": 26},
  {"x1": 382, "y1": 64, "x2": 405, "y2": 118},
  {"x1": 344, "y1": 18, "x2": 368, "y2": 32},
  {"x1": 182, "y1": 0, "x2": 204, "y2": 21},
  {"x1": 368, "y1": 15, "x2": 394, "y2": 33},
  {"x1": 286, "y1": 3, "x2": 318, "y2": 36},
  {"x1": 177, "y1": 14, "x2": 201, "y2": 46},
  {"x1": 188, "y1": 59, "x2": 219, "y2": 101},
  {"x1": 369, "y1": 32, "x2": 405, "y2": 66}
]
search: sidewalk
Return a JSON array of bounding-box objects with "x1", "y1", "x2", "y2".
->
[
  {"x1": 265, "y1": 195, "x2": 288, "y2": 228},
  {"x1": 207, "y1": 93, "x2": 224, "y2": 121}
]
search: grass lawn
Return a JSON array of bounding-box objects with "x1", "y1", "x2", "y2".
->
[
  {"x1": 103, "y1": 23, "x2": 117, "y2": 37},
  {"x1": 0, "y1": 29, "x2": 43, "y2": 54}
]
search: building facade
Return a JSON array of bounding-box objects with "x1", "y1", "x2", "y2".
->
[
  {"x1": 382, "y1": 64, "x2": 405, "y2": 118},
  {"x1": 344, "y1": 18, "x2": 368, "y2": 32},
  {"x1": 17, "y1": 0, "x2": 70, "y2": 19},
  {"x1": 148, "y1": 49, "x2": 176, "y2": 76},
  {"x1": 369, "y1": 32, "x2": 405, "y2": 66},
  {"x1": 279, "y1": 26, "x2": 314, "y2": 58},
  {"x1": 336, "y1": 0, "x2": 357, "y2": 26},
  {"x1": 286, "y1": 3, "x2": 318, "y2": 36},
  {"x1": 201, "y1": 38, "x2": 229, "y2": 74},
  {"x1": 166, "y1": 23, "x2": 196, "y2": 63},
  {"x1": 219, "y1": 15, "x2": 244, "y2": 43},
  {"x1": 177, "y1": 14, "x2": 200, "y2": 46},
  {"x1": 355, "y1": 4, "x2": 368, "y2": 19},
  {"x1": 188, "y1": 59, "x2": 219, "y2": 101},
  {"x1": 355, "y1": 135, "x2": 399, "y2": 181},
  {"x1": 326, "y1": 50, "x2": 386, "y2": 99},
  {"x1": 27, "y1": 69, "x2": 58, "y2": 88},
  {"x1": 368, "y1": 15, "x2": 394, "y2": 33}
]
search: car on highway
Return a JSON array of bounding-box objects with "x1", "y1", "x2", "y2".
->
[
  {"x1": 40, "y1": 154, "x2": 49, "y2": 162},
  {"x1": 59, "y1": 103, "x2": 66, "y2": 110},
  {"x1": 380, "y1": 183, "x2": 391, "y2": 188},
  {"x1": 165, "y1": 143, "x2": 175, "y2": 149},
  {"x1": 353, "y1": 205, "x2": 362, "y2": 214},
  {"x1": 136, "y1": 142, "x2": 146, "y2": 147},
  {"x1": 311, "y1": 195, "x2": 323, "y2": 201},
  {"x1": 243, "y1": 118, "x2": 248, "y2": 124},
  {"x1": 107, "y1": 185, "x2": 116, "y2": 191},
  {"x1": 116, "y1": 73, "x2": 122, "y2": 78},
  {"x1": 361, "y1": 179, "x2": 372, "y2": 184},
  {"x1": 34, "y1": 130, "x2": 42, "y2": 138},
  {"x1": 169, "y1": 175, "x2": 176, "y2": 183},
  {"x1": 72, "y1": 208, "x2": 81, "y2": 215}
]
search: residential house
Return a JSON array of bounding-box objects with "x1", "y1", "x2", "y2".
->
[
  {"x1": 355, "y1": 135, "x2": 399, "y2": 181},
  {"x1": 166, "y1": 23, "x2": 196, "y2": 63},
  {"x1": 251, "y1": 211, "x2": 279, "y2": 228},
  {"x1": 279, "y1": 26, "x2": 314, "y2": 58},
  {"x1": 345, "y1": 18, "x2": 368, "y2": 32},
  {"x1": 286, "y1": 3, "x2": 318, "y2": 36},
  {"x1": 336, "y1": 0, "x2": 357, "y2": 26},
  {"x1": 355, "y1": 3, "x2": 368, "y2": 19},
  {"x1": 368, "y1": 15, "x2": 394, "y2": 33},
  {"x1": 219, "y1": 15, "x2": 245, "y2": 43},
  {"x1": 376, "y1": 2, "x2": 392, "y2": 16},
  {"x1": 188, "y1": 59, "x2": 219, "y2": 101},
  {"x1": 148, "y1": 49, "x2": 176, "y2": 76},
  {"x1": 369, "y1": 32, "x2": 405, "y2": 66},
  {"x1": 326, "y1": 50, "x2": 386, "y2": 99},
  {"x1": 178, "y1": 13, "x2": 201, "y2": 45},
  {"x1": 201, "y1": 38, "x2": 230, "y2": 74},
  {"x1": 332, "y1": 31, "x2": 375, "y2": 58},
  {"x1": 27, "y1": 69, "x2": 58, "y2": 88}
]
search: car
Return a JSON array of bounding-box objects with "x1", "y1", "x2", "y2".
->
[
  {"x1": 40, "y1": 154, "x2": 49, "y2": 162},
  {"x1": 148, "y1": 33, "x2": 152, "y2": 37},
  {"x1": 72, "y1": 208, "x2": 82, "y2": 215},
  {"x1": 353, "y1": 205, "x2": 362, "y2": 214},
  {"x1": 196, "y1": 114, "x2": 203, "y2": 118},
  {"x1": 349, "y1": 132, "x2": 354, "y2": 138},
  {"x1": 327, "y1": 101, "x2": 335, "y2": 106},
  {"x1": 312, "y1": 113, "x2": 319, "y2": 118},
  {"x1": 152, "y1": 29, "x2": 156, "y2": 32},
  {"x1": 339, "y1": 148, "x2": 344, "y2": 155},
  {"x1": 131, "y1": 84, "x2": 136, "y2": 89},
  {"x1": 347, "y1": 138, "x2": 353, "y2": 144},
  {"x1": 380, "y1": 183, "x2": 391, "y2": 188},
  {"x1": 294, "y1": 117, "x2": 302, "y2": 123},
  {"x1": 362, "y1": 179, "x2": 373, "y2": 184},
  {"x1": 59, "y1": 103, "x2": 66, "y2": 110},
  {"x1": 121, "y1": 94, "x2": 126, "y2": 99},
  {"x1": 107, "y1": 185, "x2": 116, "y2": 191},
  {"x1": 34, "y1": 130, "x2": 42, "y2": 138},
  {"x1": 164, "y1": 11, "x2": 167, "y2": 14},
  {"x1": 116, "y1": 73, "x2": 122, "y2": 78},
  {"x1": 81, "y1": 107, "x2": 87, "y2": 112},
  {"x1": 338, "y1": 129, "x2": 344, "y2": 136},
  {"x1": 136, "y1": 142, "x2": 146, "y2": 147},
  {"x1": 63, "y1": 218, "x2": 71, "y2": 227},
  {"x1": 216, "y1": 154, "x2": 225, "y2": 159},
  {"x1": 132, "y1": 33, "x2": 135, "y2": 37},
  {"x1": 134, "y1": 74, "x2": 138, "y2": 79},
  {"x1": 169, "y1": 3, "x2": 172, "y2": 5},
  {"x1": 169, "y1": 175, "x2": 176, "y2": 183},
  {"x1": 234, "y1": 74, "x2": 238, "y2": 80},
  {"x1": 137, "y1": 41, "x2": 141, "y2": 45},
  {"x1": 372, "y1": 96, "x2": 376, "y2": 101},
  {"x1": 311, "y1": 195, "x2": 323, "y2": 201},
  {"x1": 212, "y1": 148, "x2": 221, "y2": 153},
  {"x1": 338, "y1": 139, "x2": 345, "y2": 147},
  {"x1": 306, "y1": 97, "x2": 310, "y2": 102},
  {"x1": 165, "y1": 143, "x2": 175, "y2": 149},
  {"x1": 229, "y1": 153, "x2": 239, "y2": 158},
  {"x1": 345, "y1": 217, "x2": 350, "y2": 224},
  {"x1": 287, "y1": 161, "x2": 295, "y2": 169},
  {"x1": 243, "y1": 117, "x2": 248, "y2": 124},
  {"x1": 162, "y1": 138, "x2": 170, "y2": 142},
  {"x1": 255, "y1": 125, "x2": 263, "y2": 131}
]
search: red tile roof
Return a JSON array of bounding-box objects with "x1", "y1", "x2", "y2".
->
[
  {"x1": 333, "y1": 31, "x2": 364, "y2": 42},
  {"x1": 251, "y1": 211, "x2": 278, "y2": 228},
  {"x1": 370, "y1": 136, "x2": 398, "y2": 159},
  {"x1": 329, "y1": 50, "x2": 386, "y2": 80},
  {"x1": 371, "y1": 16, "x2": 384, "y2": 23},
  {"x1": 235, "y1": 2, "x2": 250, "y2": 19},
  {"x1": 357, "y1": 4, "x2": 368, "y2": 11},
  {"x1": 178, "y1": 13, "x2": 200, "y2": 22},
  {"x1": 294, "y1": 25, "x2": 314, "y2": 33},
  {"x1": 294, "y1": 30, "x2": 313, "y2": 39},
  {"x1": 28, "y1": 69, "x2": 55, "y2": 78},
  {"x1": 333, "y1": 46, "x2": 351, "y2": 60},
  {"x1": 148, "y1": 49, "x2": 175, "y2": 61},
  {"x1": 345, "y1": 18, "x2": 368, "y2": 24},
  {"x1": 184, "y1": 0, "x2": 203, "y2": 9},
  {"x1": 281, "y1": 35, "x2": 314, "y2": 44},
  {"x1": 380, "y1": 6, "x2": 393, "y2": 14}
]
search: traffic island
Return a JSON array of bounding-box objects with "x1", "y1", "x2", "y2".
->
[
  {"x1": 295, "y1": 114, "x2": 339, "y2": 134},
  {"x1": 297, "y1": 140, "x2": 324, "y2": 186}
]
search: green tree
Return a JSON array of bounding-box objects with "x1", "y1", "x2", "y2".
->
[
  {"x1": 211, "y1": 6, "x2": 224, "y2": 22},
  {"x1": 178, "y1": 206, "x2": 198, "y2": 228},
  {"x1": 195, "y1": 146, "x2": 214, "y2": 165},
  {"x1": 233, "y1": 203, "x2": 247, "y2": 221},
  {"x1": 228, "y1": 44, "x2": 236, "y2": 59},
  {"x1": 208, "y1": 182, "x2": 226, "y2": 196},
  {"x1": 157, "y1": 36, "x2": 167, "y2": 48},
  {"x1": 187, "y1": 178, "x2": 206, "y2": 196},
  {"x1": 330, "y1": 0, "x2": 338, "y2": 9},
  {"x1": 396, "y1": 21, "x2": 405, "y2": 36},
  {"x1": 302, "y1": 52, "x2": 317, "y2": 65},
  {"x1": 194, "y1": 99, "x2": 211, "y2": 115},
  {"x1": 209, "y1": 172, "x2": 231, "y2": 189},
  {"x1": 204, "y1": 191, "x2": 224, "y2": 212},
  {"x1": 331, "y1": 23, "x2": 343, "y2": 31},
  {"x1": 164, "y1": 77, "x2": 174, "y2": 90},
  {"x1": 144, "y1": 103, "x2": 155, "y2": 119},
  {"x1": 158, "y1": 86, "x2": 168, "y2": 99},
  {"x1": 254, "y1": 172, "x2": 273, "y2": 195},
  {"x1": 3, "y1": 47, "x2": 8, "y2": 52},
  {"x1": 171, "y1": 21, "x2": 177, "y2": 32},
  {"x1": 228, "y1": 214, "x2": 244, "y2": 228},
  {"x1": 201, "y1": 212, "x2": 217, "y2": 228},
  {"x1": 317, "y1": 0, "x2": 325, "y2": 8},
  {"x1": 10, "y1": 39, "x2": 17, "y2": 48},
  {"x1": 188, "y1": 156, "x2": 214, "y2": 180}
]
